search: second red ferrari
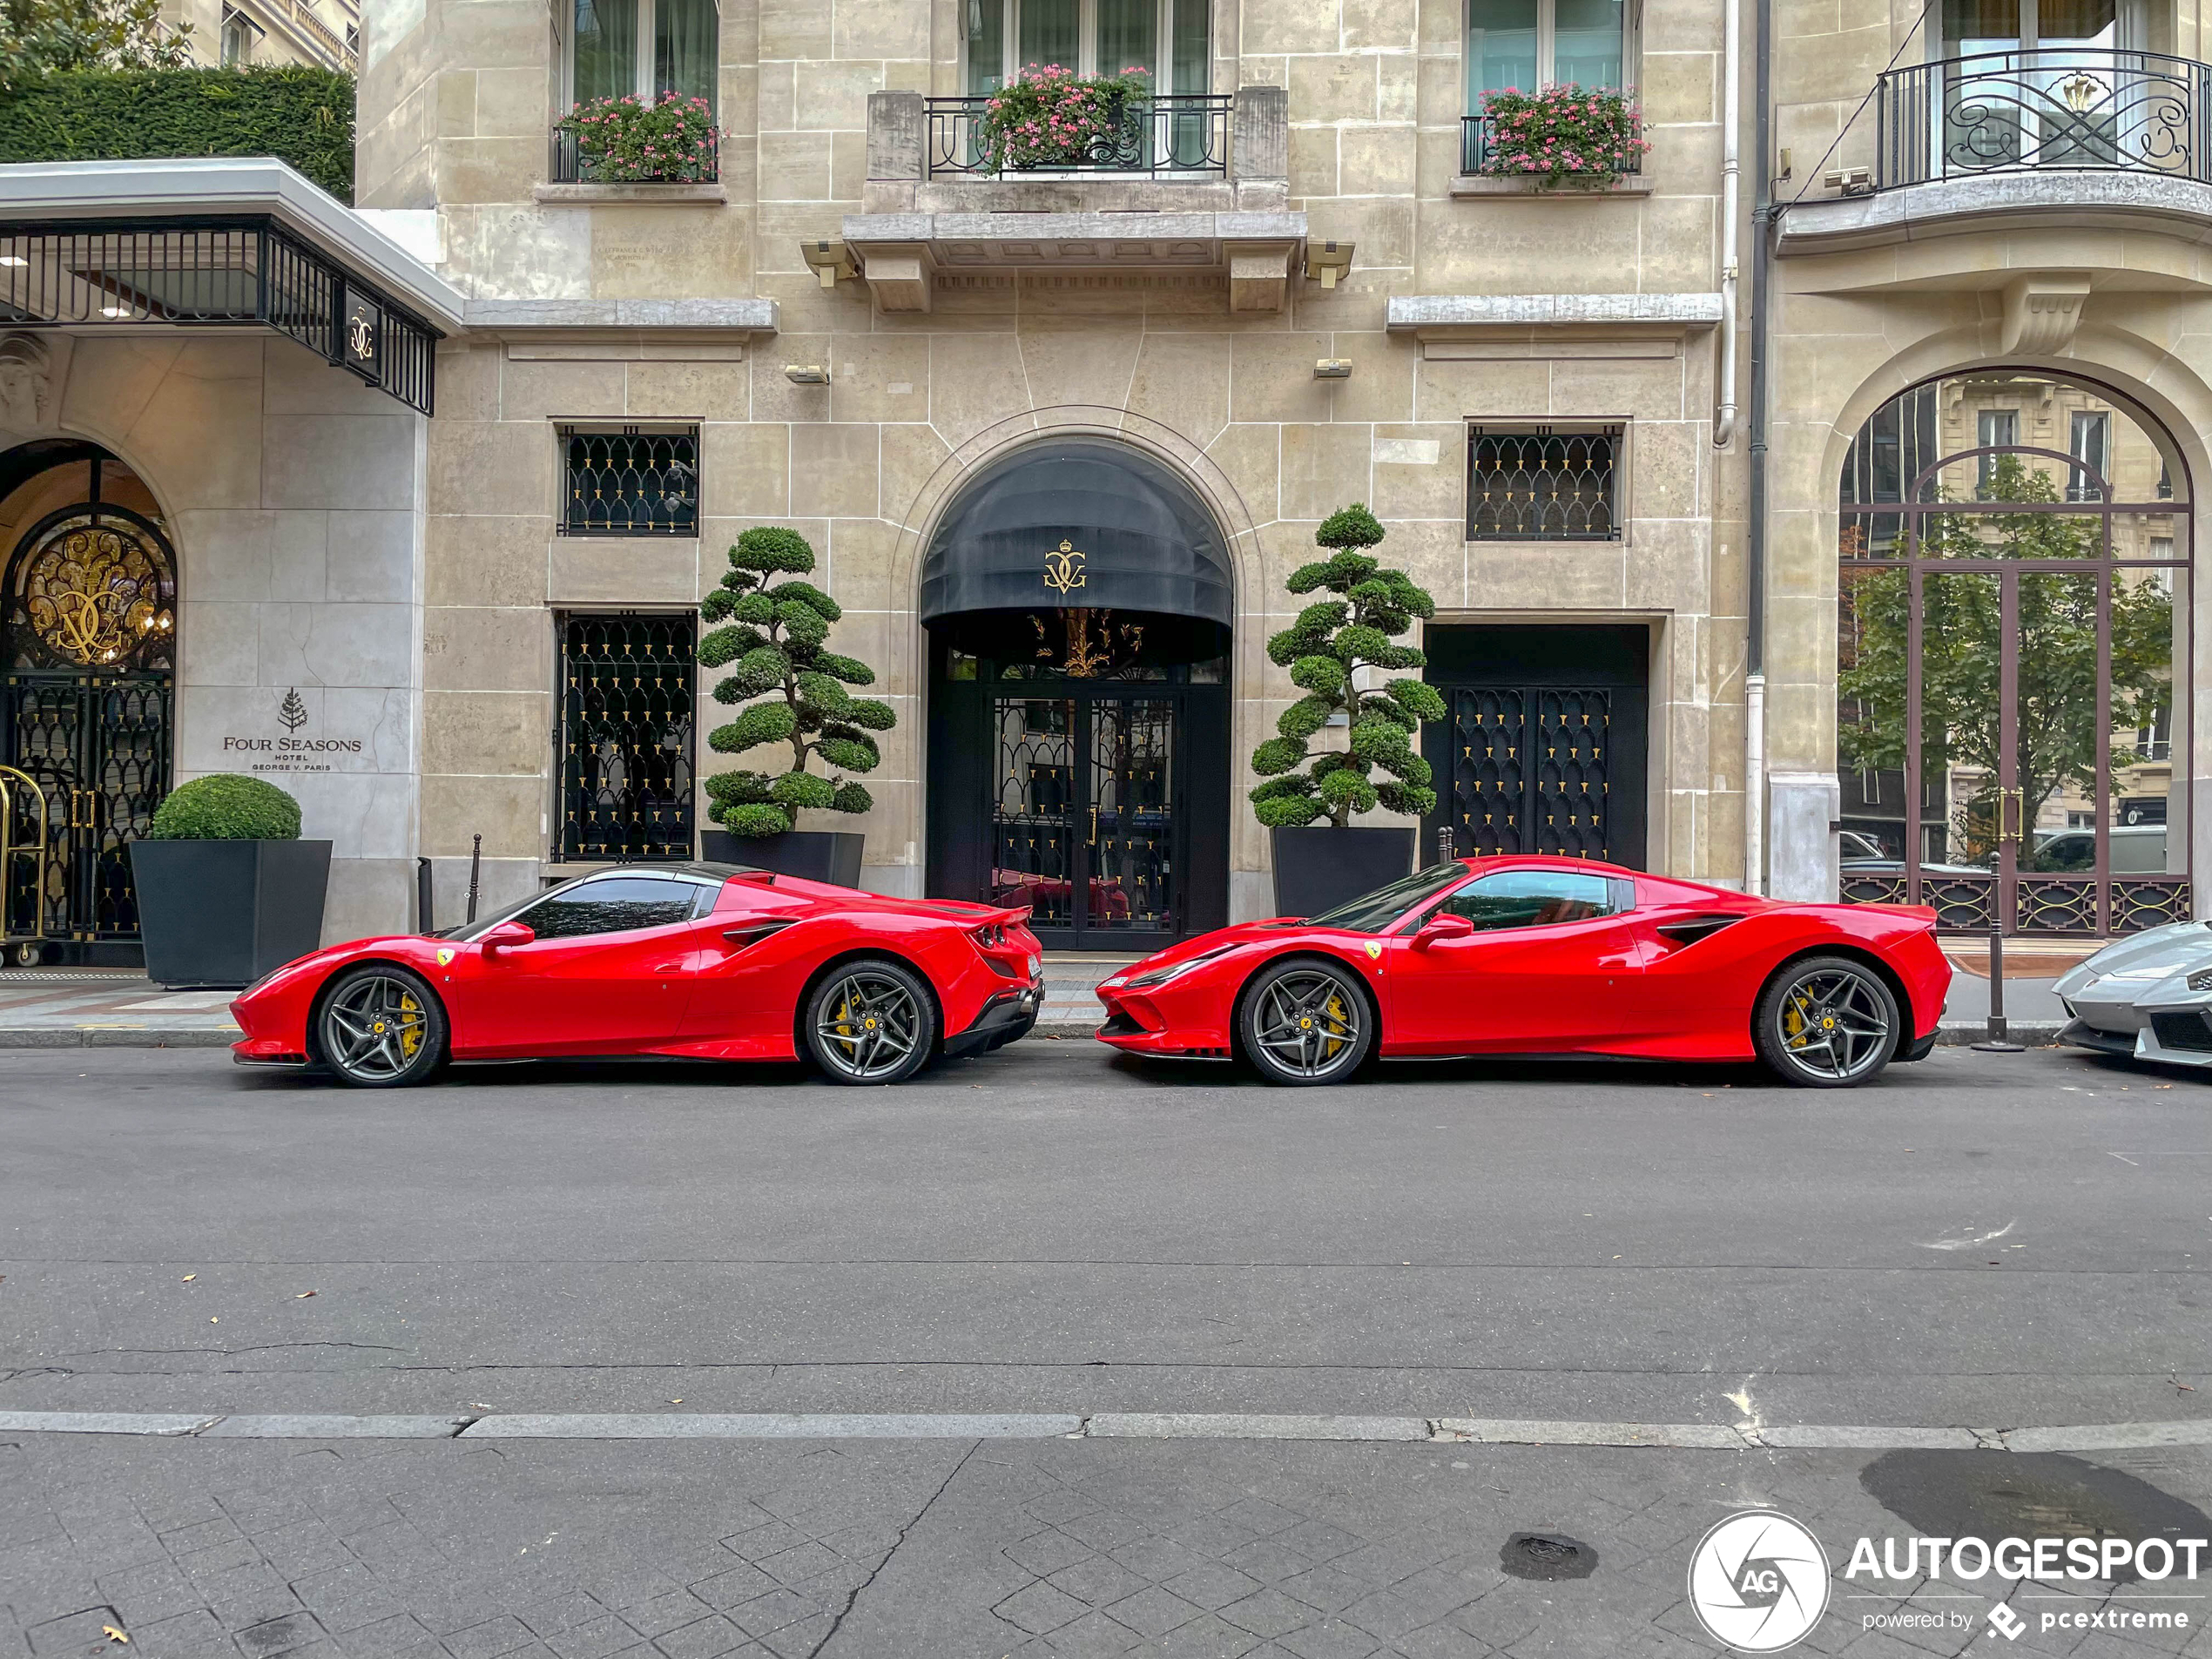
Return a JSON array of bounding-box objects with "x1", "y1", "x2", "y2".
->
[{"x1": 1096, "y1": 856, "x2": 1947, "y2": 1087}]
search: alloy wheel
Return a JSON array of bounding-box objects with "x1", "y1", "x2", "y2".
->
[
  {"x1": 321, "y1": 972, "x2": 434, "y2": 1083},
  {"x1": 1251, "y1": 968, "x2": 1365, "y2": 1081},
  {"x1": 813, "y1": 969, "x2": 926, "y2": 1082},
  {"x1": 1773, "y1": 967, "x2": 1892, "y2": 1082}
]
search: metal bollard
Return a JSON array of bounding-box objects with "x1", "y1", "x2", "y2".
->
[
  {"x1": 1437, "y1": 824, "x2": 1456, "y2": 866},
  {"x1": 465, "y1": 833, "x2": 482, "y2": 925},
  {"x1": 1972, "y1": 907, "x2": 2023, "y2": 1053},
  {"x1": 415, "y1": 856, "x2": 435, "y2": 935}
]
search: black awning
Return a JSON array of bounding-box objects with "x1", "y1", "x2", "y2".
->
[
  {"x1": 920, "y1": 438, "x2": 1233, "y2": 627},
  {"x1": 0, "y1": 217, "x2": 437, "y2": 414}
]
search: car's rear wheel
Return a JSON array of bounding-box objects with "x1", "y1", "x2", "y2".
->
[
  {"x1": 1236, "y1": 957, "x2": 1372, "y2": 1086},
  {"x1": 804, "y1": 958, "x2": 937, "y2": 1085},
  {"x1": 316, "y1": 966, "x2": 446, "y2": 1088},
  {"x1": 1754, "y1": 955, "x2": 1898, "y2": 1087}
]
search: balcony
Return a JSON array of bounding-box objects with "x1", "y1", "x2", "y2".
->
[
  {"x1": 926, "y1": 93, "x2": 1233, "y2": 181},
  {"x1": 1778, "y1": 48, "x2": 2212, "y2": 260},
  {"x1": 1876, "y1": 50, "x2": 2211, "y2": 187},
  {"x1": 844, "y1": 85, "x2": 1313, "y2": 314}
]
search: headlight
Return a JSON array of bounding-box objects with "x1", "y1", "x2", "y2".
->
[{"x1": 1123, "y1": 947, "x2": 1235, "y2": 990}]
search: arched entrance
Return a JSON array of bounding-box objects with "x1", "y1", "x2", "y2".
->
[
  {"x1": 1, "y1": 442, "x2": 175, "y2": 963},
  {"x1": 1835, "y1": 371, "x2": 2189, "y2": 934},
  {"x1": 922, "y1": 439, "x2": 1233, "y2": 949}
]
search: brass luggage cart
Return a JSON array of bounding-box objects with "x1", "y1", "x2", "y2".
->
[{"x1": 0, "y1": 764, "x2": 56, "y2": 967}]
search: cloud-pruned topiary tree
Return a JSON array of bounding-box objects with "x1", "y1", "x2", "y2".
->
[
  {"x1": 698, "y1": 526, "x2": 896, "y2": 837},
  {"x1": 1249, "y1": 503, "x2": 1446, "y2": 830}
]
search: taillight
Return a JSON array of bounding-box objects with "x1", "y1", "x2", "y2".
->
[{"x1": 973, "y1": 922, "x2": 1008, "y2": 948}]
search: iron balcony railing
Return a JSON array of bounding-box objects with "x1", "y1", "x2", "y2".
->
[
  {"x1": 927, "y1": 92, "x2": 1232, "y2": 178},
  {"x1": 1876, "y1": 48, "x2": 2212, "y2": 187},
  {"x1": 550, "y1": 124, "x2": 719, "y2": 185},
  {"x1": 1459, "y1": 112, "x2": 1644, "y2": 179}
]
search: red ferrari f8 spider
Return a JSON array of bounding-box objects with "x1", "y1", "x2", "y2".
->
[
  {"x1": 231, "y1": 862, "x2": 1042, "y2": 1088},
  {"x1": 1096, "y1": 856, "x2": 1948, "y2": 1088}
]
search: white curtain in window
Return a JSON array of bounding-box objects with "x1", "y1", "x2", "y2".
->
[
  {"x1": 1554, "y1": 0, "x2": 1623, "y2": 85},
  {"x1": 654, "y1": 0, "x2": 715, "y2": 107},
  {"x1": 573, "y1": 0, "x2": 637, "y2": 104},
  {"x1": 1467, "y1": 0, "x2": 1538, "y2": 98}
]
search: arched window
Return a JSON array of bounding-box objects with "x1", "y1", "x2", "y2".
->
[{"x1": 1836, "y1": 371, "x2": 2190, "y2": 934}]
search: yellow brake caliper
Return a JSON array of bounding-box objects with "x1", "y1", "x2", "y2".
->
[{"x1": 396, "y1": 990, "x2": 424, "y2": 1060}]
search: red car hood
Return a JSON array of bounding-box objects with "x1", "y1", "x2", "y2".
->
[{"x1": 1110, "y1": 918, "x2": 1312, "y2": 979}]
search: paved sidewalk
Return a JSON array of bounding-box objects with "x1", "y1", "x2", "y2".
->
[{"x1": 4, "y1": 1432, "x2": 2209, "y2": 1658}]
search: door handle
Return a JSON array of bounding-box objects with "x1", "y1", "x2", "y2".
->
[{"x1": 1089, "y1": 806, "x2": 1099, "y2": 845}]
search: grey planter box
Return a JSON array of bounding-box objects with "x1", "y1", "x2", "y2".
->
[
  {"x1": 1269, "y1": 826, "x2": 1415, "y2": 920},
  {"x1": 130, "y1": 840, "x2": 333, "y2": 989},
  {"x1": 700, "y1": 829, "x2": 866, "y2": 889}
]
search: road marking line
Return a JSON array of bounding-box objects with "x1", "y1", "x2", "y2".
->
[{"x1": 0, "y1": 1410, "x2": 2208, "y2": 1450}]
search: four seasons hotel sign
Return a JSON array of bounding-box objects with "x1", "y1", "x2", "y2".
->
[{"x1": 221, "y1": 688, "x2": 368, "y2": 773}]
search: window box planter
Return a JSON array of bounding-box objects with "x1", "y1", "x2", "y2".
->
[
  {"x1": 1465, "y1": 88, "x2": 1649, "y2": 189},
  {"x1": 551, "y1": 94, "x2": 720, "y2": 185}
]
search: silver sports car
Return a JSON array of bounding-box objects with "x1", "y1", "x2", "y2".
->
[{"x1": 2054, "y1": 920, "x2": 2212, "y2": 1066}]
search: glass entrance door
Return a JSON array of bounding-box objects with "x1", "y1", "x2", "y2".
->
[{"x1": 988, "y1": 691, "x2": 1179, "y2": 945}]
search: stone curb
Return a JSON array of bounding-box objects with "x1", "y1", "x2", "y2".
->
[
  {"x1": 3, "y1": 1409, "x2": 2208, "y2": 1449},
  {"x1": 0, "y1": 1028, "x2": 237, "y2": 1049}
]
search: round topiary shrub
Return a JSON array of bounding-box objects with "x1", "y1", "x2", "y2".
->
[{"x1": 147, "y1": 774, "x2": 302, "y2": 841}]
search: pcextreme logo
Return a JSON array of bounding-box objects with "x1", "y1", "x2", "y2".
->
[{"x1": 1687, "y1": 1511, "x2": 1831, "y2": 1652}]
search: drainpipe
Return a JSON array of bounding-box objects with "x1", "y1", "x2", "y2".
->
[
  {"x1": 1743, "y1": 0, "x2": 1774, "y2": 894},
  {"x1": 1712, "y1": 0, "x2": 1741, "y2": 449}
]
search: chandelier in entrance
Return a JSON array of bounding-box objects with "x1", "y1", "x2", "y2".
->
[{"x1": 1032, "y1": 608, "x2": 1146, "y2": 678}]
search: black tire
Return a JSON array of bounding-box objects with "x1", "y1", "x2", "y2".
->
[
  {"x1": 314, "y1": 964, "x2": 448, "y2": 1088},
  {"x1": 803, "y1": 957, "x2": 938, "y2": 1085},
  {"x1": 1235, "y1": 955, "x2": 1374, "y2": 1086},
  {"x1": 1753, "y1": 954, "x2": 1899, "y2": 1088}
]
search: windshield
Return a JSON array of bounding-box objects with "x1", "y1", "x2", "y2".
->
[
  {"x1": 1300, "y1": 862, "x2": 1469, "y2": 934},
  {"x1": 434, "y1": 880, "x2": 573, "y2": 941}
]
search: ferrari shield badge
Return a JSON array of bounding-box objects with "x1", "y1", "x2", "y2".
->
[
  {"x1": 1363, "y1": 941, "x2": 1382, "y2": 961},
  {"x1": 435, "y1": 948, "x2": 455, "y2": 966}
]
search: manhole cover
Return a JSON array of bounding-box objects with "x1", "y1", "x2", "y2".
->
[
  {"x1": 1862, "y1": 1450, "x2": 2212, "y2": 1584},
  {"x1": 1501, "y1": 1530, "x2": 1597, "y2": 1580}
]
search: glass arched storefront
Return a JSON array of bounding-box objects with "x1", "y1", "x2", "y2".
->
[{"x1": 1836, "y1": 371, "x2": 2189, "y2": 934}]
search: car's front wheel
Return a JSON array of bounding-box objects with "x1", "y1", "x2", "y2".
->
[
  {"x1": 1754, "y1": 955, "x2": 1898, "y2": 1087},
  {"x1": 315, "y1": 965, "x2": 447, "y2": 1088},
  {"x1": 1236, "y1": 956, "x2": 1373, "y2": 1085},
  {"x1": 803, "y1": 958, "x2": 938, "y2": 1085}
]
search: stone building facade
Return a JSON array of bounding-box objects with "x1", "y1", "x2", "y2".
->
[{"x1": 1, "y1": 0, "x2": 2202, "y2": 960}]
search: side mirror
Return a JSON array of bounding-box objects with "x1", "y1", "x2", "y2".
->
[
  {"x1": 1412, "y1": 913, "x2": 1475, "y2": 950},
  {"x1": 482, "y1": 920, "x2": 536, "y2": 950}
]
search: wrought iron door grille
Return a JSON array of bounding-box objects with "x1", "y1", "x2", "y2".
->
[
  {"x1": 4, "y1": 671, "x2": 171, "y2": 941},
  {"x1": 0, "y1": 219, "x2": 438, "y2": 414},
  {"x1": 1448, "y1": 687, "x2": 1611, "y2": 860},
  {"x1": 560, "y1": 428, "x2": 700, "y2": 536},
  {"x1": 1467, "y1": 427, "x2": 1622, "y2": 541},
  {"x1": 557, "y1": 614, "x2": 696, "y2": 861}
]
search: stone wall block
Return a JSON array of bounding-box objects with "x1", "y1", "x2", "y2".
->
[
  {"x1": 423, "y1": 604, "x2": 552, "y2": 693},
  {"x1": 789, "y1": 423, "x2": 881, "y2": 519},
  {"x1": 702, "y1": 421, "x2": 792, "y2": 517},
  {"x1": 1279, "y1": 423, "x2": 1374, "y2": 521},
  {"x1": 1233, "y1": 85, "x2": 1291, "y2": 183}
]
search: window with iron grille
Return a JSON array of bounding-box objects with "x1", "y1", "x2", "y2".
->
[
  {"x1": 559, "y1": 425, "x2": 699, "y2": 536},
  {"x1": 556, "y1": 612, "x2": 696, "y2": 862},
  {"x1": 1466, "y1": 426, "x2": 1622, "y2": 542}
]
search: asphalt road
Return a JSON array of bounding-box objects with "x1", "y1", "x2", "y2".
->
[
  {"x1": 2, "y1": 1039, "x2": 2208, "y2": 1431},
  {"x1": 6, "y1": 1041, "x2": 2212, "y2": 1658}
]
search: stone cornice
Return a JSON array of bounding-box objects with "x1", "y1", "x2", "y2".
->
[
  {"x1": 1776, "y1": 171, "x2": 2212, "y2": 255},
  {"x1": 1386, "y1": 293, "x2": 1724, "y2": 333},
  {"x1": 461, "y1": 299, "x2": 779, "y2": 334}
]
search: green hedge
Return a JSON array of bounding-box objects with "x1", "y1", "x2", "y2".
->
[
  {"x1": 0, "y1": 66, "x2": 354, "y2": 201},
  {"x1": 149, "y1": 774, "x2": 302, "y2": 840}
]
